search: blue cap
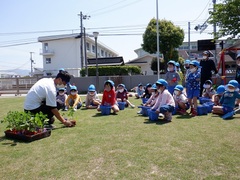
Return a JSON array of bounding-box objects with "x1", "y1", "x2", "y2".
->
[
  {"x1": 105, "y1": 80, "x2": 114, "y2": 87},
  {"x1": 174, "y1": 85, "x2": 184, "y2": 91},
  {"x1": 146, "y1": 83, "x2": 152, "y2": 88},
  {"x1": 184, "y1": 59, "x2": 191, "y2": 65},
  {"x1": 175, "y1": 62, "x2": 180, "y2": 67},
  {"x1": 70, "y1": 85, "x2": 77, "y2": 91},
  {"x1": 58, "y1": 88, "x2": 65, "y2": 91},
  {"x1": 227, "y1": 80, "x2": 239, "y2": 88},
  {"x1": 216, "y1": 85, "x2": 225, "y2": 94},
  {"x1": 117, "y1": 84, "x2": 125, "y2": 88},
  {"x1": 151, "y1": 84, "x2": 157, "y2": 90},
  {"x1": 88, "y1": 84, "x2": 96, "y2": 91},
  {"x1": 156, "y1": 79, "x2": 168, "y2": 87},
  {"x1": 167, "y1": 60, "x2": 176, "y2": 66},
  {"x1": 204, "y1": 80, "x2": 212, "y2": 84},
  {"x1": 190, "y1": 60, "x2": 201, "y2": 68},
  {"x1": 138, "y1": 83, "x2": 143, "y2": 87}
]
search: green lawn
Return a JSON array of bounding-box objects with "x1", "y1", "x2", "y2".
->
[{"x1": 0, "y1": 96, "x2": 240, "y2": 180}]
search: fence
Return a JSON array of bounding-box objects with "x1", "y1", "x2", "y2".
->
[
  {"x1": 0, "y1": 73, "x2": 235, "y2": 95},
  {"x1": 0, "y1": 77, "x2": 39, "y2": 96}
]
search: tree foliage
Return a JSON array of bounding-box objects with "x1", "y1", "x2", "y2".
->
[
  {"x1": 142, "y1": 19, "x2": 184, "y2": 72},
  {"x1": 209, "y1": 0, "x2": 240, "y2": 38}
]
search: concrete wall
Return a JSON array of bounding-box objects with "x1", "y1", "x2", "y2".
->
[
  {"x1": 71, "y1": 74, "x2": 165, "y2": 93},
  {"x1": 70, "y1": 74, "x2": 231, "y2": 93}
]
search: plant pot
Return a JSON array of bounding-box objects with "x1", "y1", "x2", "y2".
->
[{"x1": 4, "y1": 129, "x2": 51, "y2": 142}]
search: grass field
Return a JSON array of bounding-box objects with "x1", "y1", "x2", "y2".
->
[{"x1": 0, "y1": 96, "x2": 240, "y2": 180}]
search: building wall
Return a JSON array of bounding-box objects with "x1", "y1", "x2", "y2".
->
[
  {"x1": 39, "y1": 35, "x2": 119, "y2": 77},
  {"x1": 42, "y1": 38, "x2": 80, "y2": 77}
]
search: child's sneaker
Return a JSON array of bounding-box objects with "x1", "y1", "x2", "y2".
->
[
  {"x1": 164, "y1": 112, "x2": 172, "y2": 122},
  {"x1": 158, "y1": 113, "x2": 165, "y2": 119}
]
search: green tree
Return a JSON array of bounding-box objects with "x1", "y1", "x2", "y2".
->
[
  {"x1": 142, "y1": 19, "x2": 184, "y2": 72},
  {"x1": 209, "y1": 0, "x2": 240, "y2": 38}
]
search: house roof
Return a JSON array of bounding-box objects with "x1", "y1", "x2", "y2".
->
[
  {"x1": 125, "y1": 54, "x2": 155, "y2": 65},
  {"x1": 87, "y1": 56, "x2": 124, "y2": 66}
]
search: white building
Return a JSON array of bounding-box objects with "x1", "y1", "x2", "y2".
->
[
  {"x1": 126, "y1": 48, "x2": 163, "y2": 75},
  {"x1": 38, "y1": 33, "x2": 118, "y2": 77}
]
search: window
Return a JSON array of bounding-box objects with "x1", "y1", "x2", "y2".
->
[
  {"x1": 92, "y1": 45, "x2": 95, "y2": 53},
  {"x1": 105, "y1": 51, "x2": 107, "y2": 57},
  {"x1": 101, "y1": 50, "x2": 104, "y2": 57},
  {"x1": 86, "y1": 42, "x2": 90, "y2": 51},
  {"x1": 46, "y1": 58, "x2": 51, "y2": 64},
  {"x1": 44, "y1": 43, "x2": 48, "y2": 51}
]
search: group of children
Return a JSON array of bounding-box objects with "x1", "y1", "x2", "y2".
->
[
  {"x1": 56, "y1": 57, "x2": 240, "y2": 121},
  {"x1": 56, "y1": 80, "x2": 136, "y2": 114},
  {"x1": 137, "y1": 58, "x2": 240, "y2": 121}
]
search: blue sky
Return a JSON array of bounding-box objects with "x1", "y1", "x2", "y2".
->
[{"x1": 0, "y1": 0, "x2": 215, "y2": 71}]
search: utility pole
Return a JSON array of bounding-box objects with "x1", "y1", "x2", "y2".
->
[
  {"x1": 212, "y1": 0, "x2": 217, "y2": 65},
  {"x1": 156, "y1": 0, "x2": 160, "y2": 79},
  {"x1": 30, "y1": 52, "x2": 35, "y2": 77},
  {"x1": 78, "y1": 12, "x2": 90, "y2": 75},
  {"x1": 79, "y1": 11, "x2": 84, "y2": 70},
  {"x1": 83, "y1": 27, "x2": 88, "y2": 77},
  {"x1": 188, "y1": 22, "x2": 191, "y2": 59}
]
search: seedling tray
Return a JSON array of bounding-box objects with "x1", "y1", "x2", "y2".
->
[{"x1": 5, "y1": 129, "x2": 51, "y2": 142}]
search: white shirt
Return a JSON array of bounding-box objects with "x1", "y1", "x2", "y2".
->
[{"x1": 24, "y1": 78, "x2": 57, "y2": 110}]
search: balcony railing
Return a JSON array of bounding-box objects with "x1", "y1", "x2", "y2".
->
[{"x1": 40, "y1": 49, "x2": 55, "y2": 56}]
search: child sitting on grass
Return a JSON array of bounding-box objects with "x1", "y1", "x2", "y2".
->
[
  {"x1": 65, "y1": 86, "x2": 82, "y2": 111},
  {"x1": 212, "y1": 80, "x2": 240, "y2": 115},
  {"x1": 212, "y1": 85, "x2": 225, "y2": 106},
  {"x1": 97, "y1": 80, "x2": 119, "y2": 114},
  {"x1": 142, "y1": 83, "x2": 152, "y2": 99},
  {"x1": 144, "y1": 84, "x2": 159, "y2": 107},
  {"x1": 85, "y1": 84, "x2": 101, "y2": 109},
  {"x1": 151, "y1": 79, "x2": 175, "y2": 122},
  {"x1": 202, "y1": 80, "x2": 216, "y2": 99},
  {"x1": 134, "y1": 83, "x2": 145, "y2": 99},
  {"x1": 173, "y1": 85, "x2": 189, "y2": 115},
  {"x1": 56, "y1": 88, "x2": 67, "y2": 110},
  {"x1": 116, "y1": 84, "x2": 135, "y2": 108}
]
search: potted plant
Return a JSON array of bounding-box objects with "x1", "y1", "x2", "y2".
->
[{"x1": 1, "y1": 111, "x2": 52, "y2": 142}]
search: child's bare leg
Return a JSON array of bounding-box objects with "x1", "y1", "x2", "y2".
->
[
  {"x1": 125, "y1": 99, "x2": 135, "y2": 108},
  {"x1": 192, "y1": 97, "x2": 198, "y2": 110},
  {"x1": 178, "y1": 102, "x2": 186, "y2": 110},
  {"x1": 112, "y1": 104, "x2": 119, "y2": 113}
]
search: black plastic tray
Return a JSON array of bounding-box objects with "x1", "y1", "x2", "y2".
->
[{"x1": 5, "y1": 130, "x2": 51, "y2": 142}]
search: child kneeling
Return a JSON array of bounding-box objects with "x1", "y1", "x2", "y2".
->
[
  {"x1": 151, "y1": 79, "x2": 175, "y2": 121},
  {"x1": 212, "y1": 80, "x2": 240, "y2": 115},
  {"x1": 97, "y1": 80, "x2": 119, "y2": 114},
  {"x1": 173, "y1": 85, "x2": 189, "y2": 115}
]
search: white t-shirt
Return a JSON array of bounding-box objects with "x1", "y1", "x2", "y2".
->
[{"x1": 24, "y1": 78, "x2": 57, "y2": 110}]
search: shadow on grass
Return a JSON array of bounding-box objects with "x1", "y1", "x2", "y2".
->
[
  {"x1": 175, "y1": 114, "x2": 193, "y2": 120},
  {"x1": 143, "y1": 119, "x2": 171, "y2": 125},
  {"x1": 92, "y1": 112, "x2": 118, "y2": 117}
]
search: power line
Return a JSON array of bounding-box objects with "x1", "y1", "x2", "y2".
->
[
  {"x1": 86, "y1": 0, "x2": 129, "y2": 14},
  {"x1": 0, "y1": 41, "x2": 38, "y2": 48},
  {"x1": 90, "y1": 0, "x2": 144, "y2": 17},
  {"x1": 191, "y1": 0, "x2": 211, "y2": 23}
]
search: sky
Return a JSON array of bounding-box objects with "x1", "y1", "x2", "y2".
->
[{"x1": 0, "y1": 0, "x2": 216, "y2": 72}]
